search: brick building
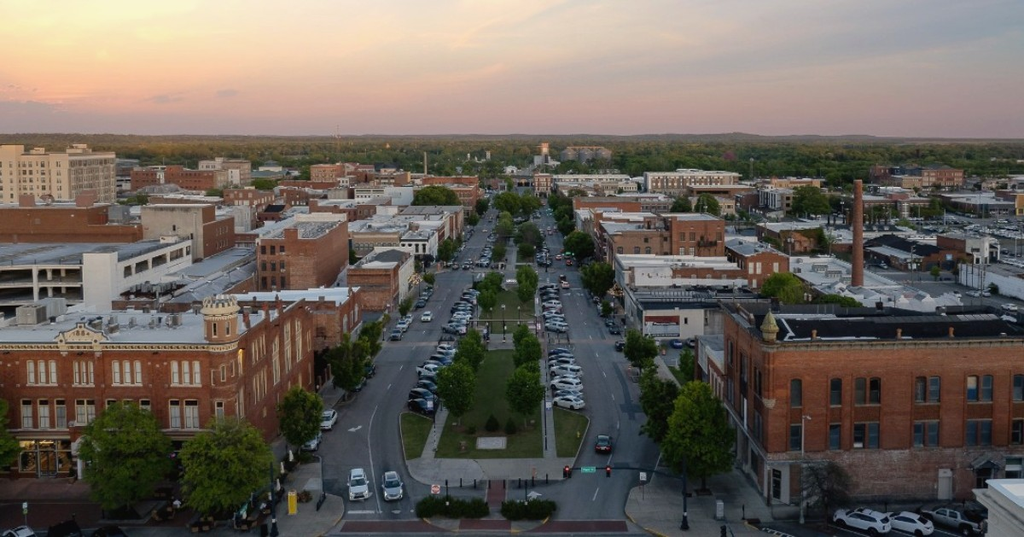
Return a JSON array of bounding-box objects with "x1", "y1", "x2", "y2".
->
[
  {"x1": 223, "y1": 188, "x2": 275, "y2": 211},
  {"x1": 724, "y1": 240, "x2": 790, "y2": 289},
  {"x1": 308, "y1": 198, "x2": 384, "y2": 224},
  {"x1": 346, "y1": 249, "x2": 413, "y2": 312},
  {"x1": 715, "y1": 303, "x2": 1024, "y2": 506},
  {"x1": 234, "y1": 287, "x2": 363, "y2": 358},
  {"x1": 130, "y1": 165, "x2": 229, "y2": 192},
  {"x1": 0, "y1": 294, "x2": 319, "y2": 478},
  {"x1": 0, "y1": 144, "x2": 117, "y2": 204},
  {"x1": 603, "y1": 214, "x2": 726, "y2": 260},
  {"x1": 643, "y1": 169, "x2": 741, "y2": 196},
  {"x1": 418, "y1": 177, "x2": 482, "y2": 210},
  {"x1": 0, "y1": 195, "x2": 141, "y2": 243},
  {"x1": 141, "y1": 204, "x2": 236, "y2": 261},
  {"x1": 255, "y1": 214, "x2": 349, "y2": 292},
  {"x1": 197, "y1": 158, "x2": 252, "y2": 187},
  {"x1": 532, "y1": 173, "x2": 552, "y2": 197}
]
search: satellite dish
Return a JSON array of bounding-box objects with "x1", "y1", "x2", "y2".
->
[{"x1": 41, "y1": 194, "x2": 55, "y2": 206}]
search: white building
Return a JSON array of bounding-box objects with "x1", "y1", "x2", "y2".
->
[
  {"x1": 0, "y1": 144, "x2": 117, "y2": 203},
  {"x1": 644, "y1": 169, "x2": 741, "y2": 195}
]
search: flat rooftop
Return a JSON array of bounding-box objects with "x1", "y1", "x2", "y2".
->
[
  {"x1": 0, "y1": 240, "x2": 182, "y2": 265},
  {"x1": 265, "y1": 220, "x2": 342, "y2": 240}
]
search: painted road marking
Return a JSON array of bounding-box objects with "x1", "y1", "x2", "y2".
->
[
  {"x1": 591, "y1": 487, "x2": 600, "y2": 501},
  {"x1": 348, "y1": 425, "x2": 363, "y2": 432}
]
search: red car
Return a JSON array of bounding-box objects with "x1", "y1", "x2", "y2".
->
[
  {"x1": 595, "y1": 434, "x2": 613, "y2": 454},
  {"x1": 565, "y1": 258, "x2": 573, "y2": 266}
]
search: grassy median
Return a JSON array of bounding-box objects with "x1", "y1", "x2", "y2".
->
[
  {"x1": 401, "y1": 412, "x2": 433, "y2": 460},
  {"x1": 553, "y1": 408, "x2": 589, "y2": 458}
]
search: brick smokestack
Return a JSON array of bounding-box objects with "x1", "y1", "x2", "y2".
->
[{"x1": 851, "y1": 179, "x2": 865, "y2": 286}]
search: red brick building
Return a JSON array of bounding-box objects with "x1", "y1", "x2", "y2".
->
[
  {"x1": 346, "y1": 249, "x2": 412, "y2": 312},
  {"x1": 256, "y1": 215, "x2": 349, "y2": 292},
  {"x1": 141, "y1": 204, "x2": 236, "y2": 260},
  {"x1": 223, "y1": 188, "x2": 275, "y2": 212},
  {"x1": 131, "y1": 166, "x2": 229, "y2": 192},
  {"x1": 309, "y1": 199, "x2": 383, "y2": 223},
  {"x1": 724, "y1": 240, "x2": 790, "y2": 289},
  {"x1": 603, "y1": 214, "x2": 726, "y2": 261},
  {"x1": 0, "y1": 295, "x2": 319, "y2": 478},
  {"x1": 716, "y1": 303, "x2": 1024, "y2": 506},
  {"x1": 0, "y1": 195, "x2": 141, "y2": 243}
]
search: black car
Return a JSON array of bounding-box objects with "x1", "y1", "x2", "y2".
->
[
  {"x1": 416, "y1": 379, "x2": 438, "y2": 393},
  {"x1": 408, "y1": 388, "x2": 436, "y2": 402},
  {"x1": 414, "y1": 299, "x2": 427, "y2": 309},
  {"x1": 408, "y1": 398, "x2": 435, "y2": 415},
  {"x1": 364, "y1": 363, "x2": 377, "y2": 379},
  {"x1": 614, "y1": 341, "x2": 625, "y2": 352},
  {"x1": 608, "y1": 325, "x2": 622, "y2": 335},
  {"x1": 48, "y1": 519, "x2": 83, "y2": 537}
]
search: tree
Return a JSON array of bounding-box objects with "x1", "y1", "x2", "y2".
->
[
  {"x1": 930, "y1": 266, "x2": 941, "y2": 280},
  {"x1": 580, "y1": 261, "x2": 615, "y2": 298},
  {"x1": 413, "y1": 185, "x2": 460, "y2": 206},
  {"x1": 506, "y1": 366, "x2": 546, "y2": 427},
  {"x1": 694, "y1": 193, "x2": 721, "y2": 216},
  {"x1": 495, "y1": 215, "x2": 515, "y2": 238},
  {"x1": 477, "y1": 289, "x2": 497, "y2": 312},
  {"x1": 518, "y1": 243, "x2": 536, "y2": 260},
  {"x1": 251, "y1": 178, "x2": 277, "y2": 191},
  {"x1": 277, "y1": 386, "x2": 323, "y2": 449},
  {"x1": 466, "y1": 212, "x2": 480, "y2": 226},
  {"x1": 475, "y1": 198, "x2": 490, "y2": 216},
  {"x1": 492, "y1": 192, "x2": 521, "y2": 215},
  {"x1": 205, "y1": 188, "x2": 224, "y2": 197},
  {"x1": 514, "y1": 221, "x2": 542, "y2": 247},
  {"x1": 556, "y1": 216, "x2": 575, "y2": 236},
  {"x1": 479, "y1": 271, "x2": 504, "y2": 294},
  {"x1": 790, "y1": 186, "x2": 832, "y2": 217},
  {"x1": 638, "y1": 369, "x2": 680, "y2": 443},
  {"x1": 329, "y1": 333, "x2": 368, "y2": 394},
  {"x1": 662, "y1": 381, "x2": 734, "y2": 491},
  {"x1": 516, "y1": 265, "x2": 539, "y2": 303},
  {"x1": 519, "y1": 193, "x2": 543, "y2": 216},
  {"x1": 761, "y1": 273, "x2": 806, "y2": 304},
  {"x1": 437, "y1": 238, "x2": 457, "y2": 262},
  {"x1": 624, "y1": 329, "x2": 659, "y2": 370},
  {"x1": 563, "y1": 231, "x2": 595, "y2": 261},
  {"x1": 398, "y1": 297, "x2": 413, "y2": 317},
  {"x1": 180, "y1": 418, "x2": 274, "y2": 516},
  {"x1": 513, "y1": 334, "x2": 542, "y2": 369},
  {"x1": 0, "y1": 400, "x2": 21, "y2": 470},
  {"x1": 670, "y1": 196, "x2": 692, "y2": 212},
  {"x1": 79, "y1": 402, "x2": 173, "y2": 512},
  {"x1": 358, "y1": 320, "x2": 384, "y2": 358},
  {"x1": 512, "y1": 323, "x2": 531, "y2": 349},
  {"x1": 803, "y1": 461, "x2": 853, "y2": 518},
  {"x1": 455, "y1": 329, "x2": 486, "y2": 371},
  {"x1": 422, "y1": 272, "x2": 436, "y2": 286},
  {"x1": 436, "y1": 362, "x2": 475, "y2": 425},
  {"x1": 813, "y1": 294, "x2": 861, "y2": 307}
]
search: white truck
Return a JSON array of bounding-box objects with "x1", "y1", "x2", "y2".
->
[{"x1": 919, "y1": 506, "x2": 986, "y2": 536}]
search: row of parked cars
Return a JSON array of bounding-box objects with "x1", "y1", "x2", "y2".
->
[
  {"x1": 548, "y1": 347, "x2": 585, "y2": 410},
  {"x1": 540, "y1": 283, "x2": 568, "y2": 333},
  {"x1": 833, "y1": 503, "x2": 988, "y2": 535},
  {"x1": 407, "y1": 342, "x2": 457, "y2": 416},
  {"x1": 443, "y1": 288, "x2": 479, "y2": 335}
]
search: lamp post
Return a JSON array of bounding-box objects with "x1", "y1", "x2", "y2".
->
[
  {"x1": 680, "y1": 455, "x2": 689, "y2": 530},
  {"x1": 799, "y1": 414, "x2": 812, "y2": 525},
  {"x1": 517, "y1": 305, "x2": 521, "y2": 327},
  {"x1": 269, "y1": 461, "x2": 279, "y2": 537},
  {"x1": 501, "y1": 304, "x2": 506, "y2": 342}
]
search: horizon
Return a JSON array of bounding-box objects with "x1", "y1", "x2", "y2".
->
[{"x1": 1, "y1": 0, "x2": 1022, "y2": 138}]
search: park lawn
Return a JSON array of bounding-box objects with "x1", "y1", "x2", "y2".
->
[
  {"x1": 436, "y1": 349, "x2": 543, "y2": 459},
  {"x1": 480, "y1": 291, "x2": 533, "y2": 335},
  {"x1": 401, "y1": 412, "x2": 434, "y2": 460},
  {"x1": 553, "y1": 408, "x2": 589, "y2": 458},
  {"x1": 667, "y1": 366, "x2": 687, "y2": 387}
]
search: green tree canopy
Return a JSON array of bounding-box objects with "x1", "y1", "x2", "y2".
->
[
  {"x1": 475, "y1": 198, "x2": 490, "y2": 216},
  {"x1": 516, "y1": 265, "x2": 539, "y2": 303},
  {"x1": 514, "y1": 221, "x2": 543, "y2": 247},
  {"x1": 638, "y1": 369, "x2": 680, "y2": 443},
  {"x1": 492, "y1": 192, "x2": 522, "y2": 215},
  {"x1": 422, "y1": 272, "x2": 436, "y2": 285},
  {"x1": 563, "y1": 231, "x2": 595, "y2": 261},
  {"x1": 513, "y1": 333, "x2": 542, "y2": 369},
  {"x1": 670, "y1": 196, "x2": 692, "y2": 212},
  {"x1": 251, "y1": 178, "x2": 277, "y2": 191},
  {"x1": 0, "y1": 400, "x2": 21, "y2": 470},
  {"x1": 455, "y1": 329, "x2": 486, "y2": 371},
  {"x1": 512, "y1": 324, "x2": 531, "y2": 348},
  {"x1": 624, "y1": 329, "x2": 659, "y2": 370},
  {"x1": 466, "y1": 212, "x2": 480, "y2": 226},
  {"x1": 556, "y1": 216, "x2": 575, "y2": 236},
  {"x1": 436, "y1": 362, "x2": 476, "y2": 424},
  {"x1": 478, "y1": 289, "x2": 498, "y2": 312},
  {"x1": 79, "y1": 402, "x2": 173, "y2": 512},
  {"x1": 761, "y1": 272, "x2": 807, "y2": 304},
  {"x1": 495, "y1": 213, "x2": 516, "y2": 238},
  {"x1": 478, "y1": 271, "x2": 504, "y2": 295},
  {"x1": 790, "y1": 186, "x2": 832, "y2": 216},
  {"x1": 413, "y1": 185, "x2": 461, "y2": 206},
  {"x1": 358, "y1": 320, "x2": 383, "y2": 357},
  {"x1": 662, "y1": 381, "x2": 734, "y2": 490},
  {"x1": 398, "y1": 297, "x2": 413, "y2": 317},
  {"x1": 580, "y1": 261, "x2": 615, "y2": 298},
  {"x1": 694, "y1": 193, "x2": 721, "y2": 216},
  {"x1": 506, "y1": 366, "x2": 546, "y2": 427},
  {"x1": 813, "y1": 294, "x2": 861, "y2": 307},
  {"x1": 180, "y1": 418, "x2": 274, "y2": 516},
  {"x1": 329, "y1": 333, "x2": 369, "y2": 393},
  {"x1": 277, "y1": 386, "x2": 323, "y2": 448},
  {"x1": 437, "y1": 238, "x2": 457, "y2": 262}
]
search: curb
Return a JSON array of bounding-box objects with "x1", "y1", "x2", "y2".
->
[{"x1": 625, "y1": 509, "x2": 670, "y2": 537}]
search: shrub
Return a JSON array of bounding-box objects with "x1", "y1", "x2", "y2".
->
[
  {"x1": 485, "y1": 414, "x2": 500, "y2": 432},
  {"x1": 500, "y1": 499, "x2": 557, "y2": 520},
  {"x1": 504, "y1": 418, "x2": 518, "y2": 435},
  {"x1": 416, "y1": 496, "x2": 489, "y2": 519},
  {"x1": 465, "y1": 425, "x2": 477, "y2": 435}
]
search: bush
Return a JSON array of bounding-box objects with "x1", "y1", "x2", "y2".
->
[
  {"x1": 416, "y1": 496, "x2": 489, "y2": 519},
  {"x1": 504, "y1": 418, "x2": 518, "y2": 435},
  {"x1": 500, "y1": 499, "x2": 557, "y2": 520},
  {"x1": 465, "y1": 425, "x2": 477, "y2": 435},
  {"x1": 485, "y1": 414, "x2": 500, "y2": 432}
]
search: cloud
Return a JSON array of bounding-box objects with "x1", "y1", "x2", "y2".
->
[
  {"x1": 216, "y1": 88, "x2": 239, "y2": 98},
  {"x1": 148, "y1": 94, "x2": 184, "y2": 104}
]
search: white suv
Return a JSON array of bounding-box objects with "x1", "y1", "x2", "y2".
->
[
  {"x1": 348, "y1": 468, "x2": 370, "y2": 501},
  {"x1": 833, "y1": 507, "x2": 892, "y2": 534}
]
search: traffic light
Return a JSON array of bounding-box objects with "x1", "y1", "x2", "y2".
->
[
  {"x1": 605, "y1": 465, "x2": 612, "y2": 477},
  {"x1": 563, "y1": 465, "x2": 572, "y2": 479}
]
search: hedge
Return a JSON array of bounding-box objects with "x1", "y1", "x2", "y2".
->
[
  {"x1": 415, "y1": 496, "x2": 489, "y2": 519},
  {"x1": 500, "y1": 499, "x2": 557, "y2": 520}
]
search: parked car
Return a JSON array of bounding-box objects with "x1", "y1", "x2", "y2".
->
[
  {"x1": 607, "y1": 325, "x2": 621, "y2": 335},
  {"x1": 348, "y1": 468, "x2": 371, "y2": 501},
  {"x1": 389, "y1": 329, "x2": 403, "y2": 341},
  {"x1": 364, "y1": 363, "x2": 377, "y2": 378},
  {"x1": 408, "y1": 388, "x2": 436, "y2": 402},
  {"x1": 381, "y1": 471, "x2": 404, "y2": 501},
  {"x1": 417, "y1": 363, "x2": 441, "y2": 377},
  {"x1": 549, "y1": 364, "x2": 583, "y2": 378},
  {"x1": 2, "y1": 527, "x2": 36, "y2": 537},
  {"x1": 437, "y1": 344, "x2": 456, "y2": 354},
  {"x1": 669, "y1": 339, "x2": 684, "y2": 349},
  {"x1": 414, "y1": 298, "x2": 427, "y2": 309},
  {"x1": 320, "y1": 409, "x2": 338, "y2": 431},
  {"x1": 887, "y1": 511, "x2": 933, "y2": 536},
  {"x1": 548, "y1": 348, "x2": 572, "y2": 356},
  {"x1": 420, "y1": 311, "x2": 434, "y2": 322},
  {"x1": 551, "y1": 376, "x2": 584, "y2": 391},
  {"x1": 615, "y1": 341, "x2": 625, "y2": 352},
  {"x1": 302, "y1": 432, "x2": 322, "y2": 451},
  {"x1": 416, "y1": 379, "x2": 438, "y2": 393},
  {"x1": 595, "y1": 434, "x2": 613, "y2": 454},
  {"x1": 548, "y1": 357, "x2": 577, "y2": 368},
  {"x1": 553, "y1": 388, "x2": 584, "y2": 399},
  {"x1": 919, "y1": 506, "x2": 985, "y2": 535},
  {"x1": 408, "y1": 398, "x2": 435, "y2": 416},
  {"x1": 1002, "y1": 303, "x2": 1019, "y2": 312},
  {"x1": 545, "y1": 322, "x2": 568, "y2": 333},
  {"x1": 553, "y1": 395, "x2": 585, "y2": 410},
  {"x1": 832, "y1": 508, "x2": 892, "y2": 535}
]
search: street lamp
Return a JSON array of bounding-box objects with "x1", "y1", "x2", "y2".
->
[
  {"x1": 269, "y1": 461, "x2": 279, "y2": 537},
  {"x1": 799, "y1": 414, "x2": 812, "y2": 525},
  {"x1": 680, "y1": 455, "x2": 689, "y2": 530},
  {"x1": 501, "y1": 304, "x2": 506, "y2": 342}
]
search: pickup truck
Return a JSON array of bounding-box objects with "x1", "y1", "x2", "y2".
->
[{"x1": 919, "y1": 506, "x2": 986, "y2": 535}]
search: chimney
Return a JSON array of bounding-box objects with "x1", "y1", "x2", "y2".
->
[
  {"x1": 851, "y1": 180, "x2": 865, "y2": 286},
  {"x1": 811, "y1": 329, "x2": 817, "y2": 340},
  {"x1": 896, "y1": 328, "x2": 902, "y2": 340},
  {"x1": 242, "y1": 306, "x2": 251, "y2": 329},
  {"x1": 18, "y1": 194, "x2": 36, "y2": 207},
  {"x1": 948, "y1": 326, "x2": 955, "y2": 338}
]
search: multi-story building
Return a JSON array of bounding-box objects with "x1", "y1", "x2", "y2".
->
[
  {"x1": 724, "y1": 239, "x2": 790, "y2": 289},
  {"x1": 346, "y1": 249, "x2": 414, "y2": 312},
  {"x1": 197, "y1": 158, "x2": 252, "y2": 187},
  {"x1": 0, "y1": 194, "x2": 141, "y2": 243},
  {"x1": 0, "y1": 294, "x2": 321, "y2": 478},
  {"x1": 644, "y1": 169, "x2": 741, "y2": 196},
  {"x1": 714, "y1": 302, "x2": 1024, "y2": 505},
  {"x1": 870, "y1": 165, "x2": 965, "y2": 190},
  {"x1": 141, "y1": 204, "x2": 236, "y2": 261},
  {"x1": 0, "y1": 144, "x2": 117, "y2": 204},
  {"x1": 131, "y1": 165, "x2": 229, "y2": 193},
  {"x1": 559, "y1": 146, "x2": 612, "y2": 163},
  {"x1": 532, "y1": 173, "x2": 552, "y2": 197},
  {"x1": 255, "y1": 214, "x2": 349, "y2": 292},
  {"x1": 417, "y1": 177, "x2": 482, "y2": 211}
]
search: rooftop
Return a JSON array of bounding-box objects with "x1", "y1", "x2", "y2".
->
[
  {"x1": 234, "y1": 287, "x2": 358, "y2": 306},
  {"x1": 0, "y1": 240, "x2": 184, "y2": 265}
]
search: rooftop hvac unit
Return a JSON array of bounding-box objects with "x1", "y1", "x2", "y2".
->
[{"x1": 16, "y1": 304, "x2": 47, "y2": 326}]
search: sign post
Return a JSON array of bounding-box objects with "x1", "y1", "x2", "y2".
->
[
  {"x1": 22, "y1": 502, "x2": 28, "y2": 527},
  {"x1": 430, "y1": 484, "x2": 441, "y2": 495}
]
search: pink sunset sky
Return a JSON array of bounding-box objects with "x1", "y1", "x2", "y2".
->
[{"x1": 1, "y1": 0, "x2": 1021, "y2": 137}]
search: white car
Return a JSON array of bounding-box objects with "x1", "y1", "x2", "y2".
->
[
  {"x1": 381, "y1": 470, "x2": 404, "y2": 501},
  {"x1": 1002, "y1": 303, "x2": 1019, "y2": 312},
  {"x1": 417, "y1": 363, "x2": 441, "y2": 377},
  {"x1": 551, "y1": 376, "x2": 583, "y2": 391},
  {"x1": 545, "y1": 322, "x2": 568, "y2": 333},
  {"x1": 420, "y1": 311, "x2": 433, "y2": 322},
  {"x1": 553, "y1": 395, "x2": 585, "y2": 410},
  {"x1": 302, "y1": 432, "x2": 322, "y2": 451},
  {"x1": 320, "y1": 409, "x2": 338, "y2": 431},
  {"x1": 1, "y1": 527, "x2": 36, "y2": 537},
  {"x1": 887, "y1": 511, "x2": 933, "y2": 536},
  {"x1": 437, "y1": 344, "x2": 455, "y2": 354},
  {"x1": 967, "y1": 290, "x2": 982, "y2": 297},
  {"x1": 548, "y1": 357, "x2": 577, "y2": 368},
  {"x1": 348, "y1": 468, "x2": 371, "y2": 501},
  {"x1": 549, "y1": 364, "x2": 583, "y2": 378},
  {"x1": 397, "y1": 320, "x2": 410, "y2": 333},
  {"x1": 833, "y1": 507, "x2": 892, "y2": 535}
]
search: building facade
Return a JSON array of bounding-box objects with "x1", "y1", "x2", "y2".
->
[
  {"x1": 644, "y1": 169, "x2": 741, "y2": 196},
  {"x1": 0, "y1": 144, "x2": 117, "y2": 204},
  {"x1": 255, "y1": 214, "x2": 349, "y2": 292}
]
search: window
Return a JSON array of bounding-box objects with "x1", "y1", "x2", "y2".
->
[
  {"x1": 633, "y1": 247, "x2": 640, "y2": 254},
  {"x1": 789, "y1": 424, "x2": 802, "y2": 451},
  {"x1": 184, "y1": 401, "x2": 199, "y2": 428},
  {"x1": 21, "y1": 400, "x2": 33, "y2": 429},
  {"x1": 192, "y1": 361, "x2": 201, "y2": 385},
  {"x1": 830, "y1": 378, "x2": 842, "y2": 406},
  {"x1": 26, "y1": 361, "x2": 35, "y2": 385},
  {"x1": 966, "y1": 375, "x2": 979, "y2": 402},
  {"x1": 790, "y1": 379, "x2": 802, "y2": 407},
  {"x1": 1014, "y1": 375, "x2": 1024, "y2": 402},
  {"x1": 134, "y1": 360, "x2": 142, "y2": 384},
  {"x1": 980, "y1": 375, "x2": 993, "y2": 402},
  {"x1": 913, "y1": 421, "x2": 939, "y2": 447},
  {"x1": 215, "y1": 400, "x2": 226, "y2": 419},
  {"x1": 965, "y1": 420, "x2": 993, "y2": 446},
  {"x1": 75, "y1": 399, "x2": 96, "y2": 425},
  {"x1": 829, "y1": 424, "x2": 841, "y2": 450},
  {"x1": 914, "y1": 376, "x2": 941, "y2": 403},
  {"x1": 37, "y1": 400, "x2": 50, "y2": 429},
  {"x1": 279, "y1": 245, "x2": 285, "y2": 254},
  {"x1": 1011, "y1": 420, "x2": 1023, "y2": 445},
  {"x1": 169, "y1": 400, "x2": 181, "y2": 429},
  {"x1": 55, "y1": 400, "x2": 66, "y2": 428},
  {"x1": 853, "y1": 422, "x2": 879, "y2": 449},
  {"x1": 112, "y1": 362, "x2": 121, "y2": 384},
  {"x1": 929, "y1": 376, "x2": 941, "y2": 402},
  {"x1": 139, "y1": 399, "x2": 151, "y2": 413},
  {"x1": 855, "y1": 377, "x2": 881, "y2": 405},
  {"x1": 170, "y1": 361, "x2": 180, "y2": 384}
]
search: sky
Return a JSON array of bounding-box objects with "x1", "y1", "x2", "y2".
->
[{"x1": 1, "y1": 0, "x2": 1022, "y2": 137}]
